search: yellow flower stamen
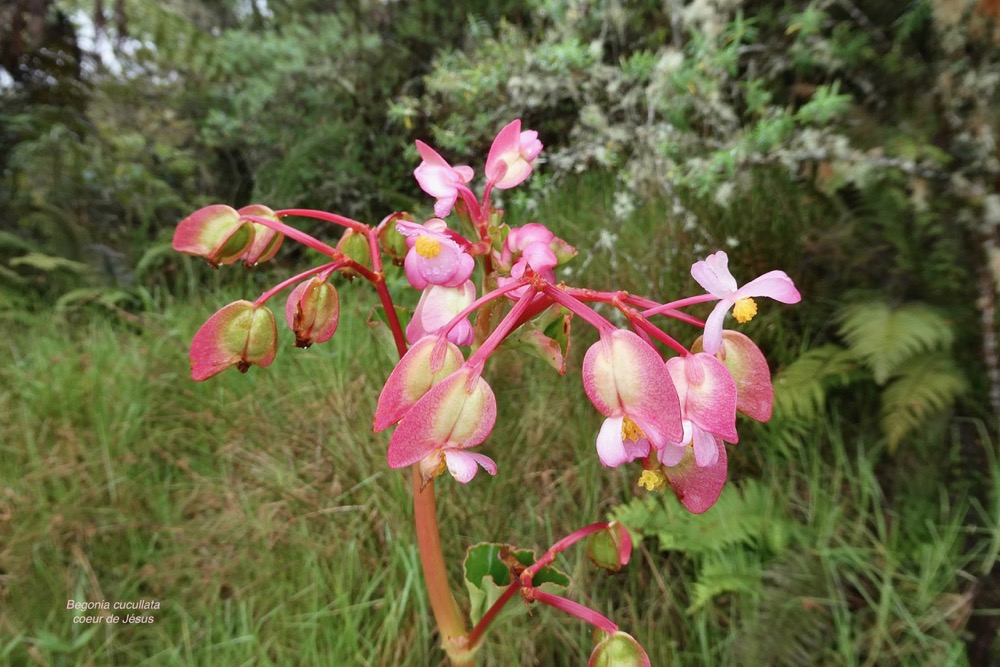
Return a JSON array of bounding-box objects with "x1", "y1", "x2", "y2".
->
[
  {"x1": 415, "y1": 236, "x2": 442, "y2": 259},
  {"x1": 638, "y1": 469, "x2": 667, "y2": 492},
  {"x1": 621, "y1": 417, "x2": 646, "y2": 442},
  {"x1": 732, "y1": 296, "x2": 758, "y2": 323}
]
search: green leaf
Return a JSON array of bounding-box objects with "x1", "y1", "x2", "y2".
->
[
  {"x1": 881, "y1": 355, "x2": 967, "y2": 453},
  {"x1": 837, "y1": 301, "x2": 954, "y2": 384},
  {"x1": 501, "y1": 306, "x2": 571, "y2": 374},
  {"x1": 463, "y1": 542, "x2": 569, "y2": 626}
]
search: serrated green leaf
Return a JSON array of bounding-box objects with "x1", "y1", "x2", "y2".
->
[
  {"x1": 463, "y1": 542, "x2": 569, "y2": 625},
  {"x1": 837, "y1": 301, "x2": 953, "y2": 384}
]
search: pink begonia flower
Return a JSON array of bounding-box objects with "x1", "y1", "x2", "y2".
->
[
  {"x1": 583, "y1": 329, "x2": 683, "y2": 467},
  {"x1": 173, "y1": 205, "x2": 255, "y2": 267},
  {"x1": 397, "y1": 219, "x2": 475, "y2": 290},
  {"x1": 505, "y1": 223, "x2": 558, "y2": 277},
  {"x1": 386, "y1": 367, "x2": 498, "y2": 485},
  {"x1": 374, "y1": 336, "x2": 464, "y2": 432},
  {"x1": 189, "y1": 300, "x2": 277, "y2": 381},
  {"x1": 237, "y1": 204, "x2": 284, "y2": 266},
  {"x1": 284, "y1": 277, "x2": 339, "y2": 348},
  {"x1": 485, "y1": 119, "x2": 543, "y2": 190},
  {"x1": 665, "y1": 352, "x2": 739, "y2": 467},
  {"x1": 413, "y1": 140, "x2": 474, "y2": 218},
  {"x1": 406, "y1": 280, "x2": 476, "y2": 347},
  {"x1": 693, "y1": 330, "x2": 774, "y2": 422},
  {"x1": 691, "y1": 251, "x2": 801, "y2": 355}
]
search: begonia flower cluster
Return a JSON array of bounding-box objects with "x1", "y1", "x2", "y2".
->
[{"x1": 171, "y1": 117, "x2": 800, "y2": 660}]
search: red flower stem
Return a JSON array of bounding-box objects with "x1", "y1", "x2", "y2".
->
[
  {"x1": 438, "y1": 278, "x2": 531, "y2": 340},
  {"x1": 275, "y1": 208, "x2": 370, "y2": 234},
  {"x1": 628, "y1": 314, "x2": 688, "y2": 356},
  {"x1": 529, "y1": 590, "x2": 619, "y2": 634},
  {"x1": 465, "y1": 578, "x2": 522, "y2": 650},
  {"x1": 643, "y1": 293, "x2": 716, "y2": 316},
  {"x1": 523, "y1": 523, "x2": 610, "y2": 582},
  {"x1": 541, "y1": 284, "x2": 616, "y2": 335},
  {"x1": 466, "y1": 288, "x2": 539, "y2": 369},
  {"x1": 567, "y1": 288, "x2": 706, "y2": 328},
  {"x1": 241, "y1": 214, "x2": 341, "y2": 259},
  {"x1": 252, "y1": 261, "x2": 346, "y2": 307}
]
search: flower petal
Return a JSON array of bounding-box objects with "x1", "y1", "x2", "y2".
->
[
  {"x1": 374, "y1": 336, "x2": 464, "y2": 431},
  {"x1": 664, "y1": 440, "x2": 728, "y2": 514},
  {"x1": 444, "y1": 449, "x2": 497, "y2": 483},
  {"x1": 666, "y1": 352, "x2": 738, "y2": 442},
  {"x1": 735, "y1": 270, "x2": 802, "y2": 304},
  {"x1": 693, "y1": 330, "x2": 774, "y2": 422},
  {"x1": 691, "y1": 251, "x2": 738, "y2": 296}
]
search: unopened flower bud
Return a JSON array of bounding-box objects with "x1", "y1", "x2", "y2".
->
[
  {"x1": 586, "y1": 521, "x2": 632, "y2": 572},
  {"x1": 336, "y1": 229, "x2": 372, "y2": 277},
  {"x1": 588, "y1": 631, "x2": 651, "y2": 667},
  {"x1": 237, "y1": 205, "x2": 284, "y2": 266},
  {"x1": 285, "y1": 277, "x2": 339, "y2": 348}
]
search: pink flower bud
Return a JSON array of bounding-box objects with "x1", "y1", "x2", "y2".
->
[
  {"x1": 190, "y1": 300, "x2": 277, "y2": 381},
  {"x1": 486, "y1": 119, "x2": 543, "y2": 190},
  {"x1": 236, "y1": 205, "x2": 284, "y2": 266},
  {"x1": 173, "y1": 205, "x2": 255, "y2": 267},
  {"x1": 284, "y1": 277, "x2": 340, "y2": 348},
  {"x1": 586, "y1": 521, "x2": 632, "y2": 572}
]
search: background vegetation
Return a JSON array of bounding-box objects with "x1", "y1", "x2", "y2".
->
[{"x1": 1, "y1": 0, "x2": 998, "y2": 664}]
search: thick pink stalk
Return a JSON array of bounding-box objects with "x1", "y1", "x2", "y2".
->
[
  {"x1": 239, "y1": 214, "x2": 342, "y2": 259},
  {"x1": 523, "y1": 522, "x2": 609, "y2": 580},
  {"x1": 628, "y1": 314, "x2": 688, "y2": 357}
]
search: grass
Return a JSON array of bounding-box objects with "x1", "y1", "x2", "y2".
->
[{"x1": 1, "y1": 175, "x2": 997, "y2": 665}]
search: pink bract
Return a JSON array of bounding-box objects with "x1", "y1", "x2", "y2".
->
[
  {"x1": 237, "y1": 204, "x2": 284, "y2": 266},
  {"x1": 663, "y1": 439, "x2": 728, "y2": 514},
  {"x1": 693, "y1": 330, "x2": 774, "y2": 422},
  {"x1": 173, "y1": 204, "x2": 255, "y2": 267},
  {"x1": 374, "y1": 336, "x2": 465, "y2": 432}
]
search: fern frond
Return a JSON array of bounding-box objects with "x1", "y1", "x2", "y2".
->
[
  {"x1": 772, "y1": 344, "x2": 858, "y2": 421},
  {"x1": 881, "y1": 356, "x2": 967, "y2": 453},
  {"x1": 612, "y1": 479, "x2": 792, "y2": 555},
  {"x1": 688, "y1": 548, "x2": 763, "y2": 612},
  {"x1": 837, "y1": 301, "x2": 954, "y2": 384}
]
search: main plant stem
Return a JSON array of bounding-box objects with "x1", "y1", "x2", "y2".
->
[{"x1": 412, "y1": 469, "x2": 473, "y2": 665}]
